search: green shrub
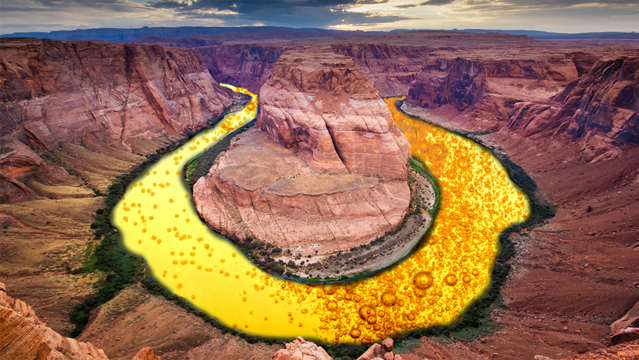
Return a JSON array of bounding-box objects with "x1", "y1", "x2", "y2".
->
[{"x1": 69, "y1": 106, "x2": 249, "y2": 337}]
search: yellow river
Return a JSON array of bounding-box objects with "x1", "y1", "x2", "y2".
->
[{"x1": 113, "y1": 85, "x2": 530, "y2": 345}]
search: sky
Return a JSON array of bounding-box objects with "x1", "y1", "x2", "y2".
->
[{"x1": 1, "y1": 0, "x2": 638, "y2": 35}]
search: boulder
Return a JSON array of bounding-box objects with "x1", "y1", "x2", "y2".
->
[
  {"x1": 272, "y1": 336, "x2": 332, "y2": 360},
  {"x1": 358, "y1": 344, "x2": 383, "y2": 360},
  {"x1": 610, "y1": 299, "x2": 639, "y2": 345},
  {"x1": 358, "y1": 338, "x2": 400, "y2": 360},
  {"x1": 382, "y1": 337, "x2": 394, "y2": 352},
  {"x1": 131, "y1": 347, "x2": 160, "y2": 360}
]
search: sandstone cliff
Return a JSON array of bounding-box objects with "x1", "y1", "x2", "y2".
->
[
  {"x1": 331, "y1": 43, "x2": 432, "y2": 96},
  {"x1": 0, "y1": 38, "x2": 239, "y2": 202},
  {"x1": 193, "y1": 48, "x2": 410, "y2": 256},
  {"x1": 75, "y1": 286, "x2": 283, "y2": 360},
  {"x1": 257, "y1": 48, "x2": 409, "y2": 179},
  {"x1": 507, "y1": 56, "x2": 639, "y2": 160},
  {"x1": 406, "y1": 54, "x2": 582, "y2": 130},
  {"x1": 196, "y1": 44, "x2": 283, "y2": 94},
  {"x1": 0, "y1": 282, "x2": 109, "y2": 360},
  {"x1": 176, "y1": 31, "x2": 631, "y2": 110}
]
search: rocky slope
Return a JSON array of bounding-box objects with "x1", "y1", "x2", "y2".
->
[
  {"x1": 405, "y1": 52, "x2": 586, "y2": 130},
  {"x1": 185, "y1": 32, "x2": 639, "y2": 133},
  {"x1": 389, "y1": 36, "x2": 639, "y2": 359},
  {"x1": 186, "y1": 31, "x2": 639, "y2": 103},
  {"x1": 191, "y1": 31, "x2": 595, "y2": 98},
  {"x1": 0, "y1": 38, "x2": 242, "y2": 336},
  {"x1": 193, "y1": 48, "x2": 410, "y2": 257},
  {"x1": 507, "y1": 56, "x2": 639, "y2": 161},
  {"x1": 196, "y1": 44, "x2": 283, "y2": 94},
  {"x1": 76, "y1": 286, "x2": 282, "y2": 360},
  {"x1": 409, "y1": 93, "x2": 639, "y2": 360},
  {"x1": 0, "y1": 38, "x2": 240, "y2": 202},
  {"x1": 393, "y1": 100, "x2": 639, "y2": 360},
  {"x1": 0, "y1": 281, "x2": 109, "y2": 360},
  {"x1": 330, "y1": 43, "x2": 431, "y2": 96}
]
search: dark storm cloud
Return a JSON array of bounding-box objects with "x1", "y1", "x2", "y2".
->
[
  {"x1": 506, "y1": 0, "x2": 638, "y2": 5},
  {"x1": 148, "y1": 0, "x2": 389, "y2": 14},
  {"x1": 395, "y1": 0, "x2": 455, "y2": 8},
  {"x1": 149, "y1": 0, "x2": 388, "y2": 12},
  {"x1": 6, "y1": 0, "x2": 140, "y2": 12},
  {"x1": 147, "y1": 0, "x2": 407, "y2": 27}
]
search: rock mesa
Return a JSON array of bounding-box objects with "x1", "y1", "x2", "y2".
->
[{"x1": 194, "y1": 49, "x2": 410, "y2": 255}]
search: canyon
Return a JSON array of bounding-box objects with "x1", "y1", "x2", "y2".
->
[
  {"x1": 1, "y1": 38, "x2": 244, "y2": 201},
  {"x1": 1, "y1": 30, "x2": 638, "y2": 360},
  {"x1": 0, "y1": 38, "x2": 245, "y2": 336}
]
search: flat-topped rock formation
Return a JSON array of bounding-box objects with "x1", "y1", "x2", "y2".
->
[{"x1": 193, "y1": 48, "x2": 411, "y2": 258}]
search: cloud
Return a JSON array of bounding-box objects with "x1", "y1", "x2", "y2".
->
[
  {"x1": 146, "y1": 0, "x2": 408, "y2": 27},
  {"x1": 395, "y1": 0, "x2": 455, "y2": 8},
  {"x1": 455, "y1": 0, "x2": 639, "y2": 11},
  {"x1": 25, "y1": 0, "x2": 143, "y2": 12},
  {"x1": 1, "y1": 0, "x2": 638, "y2": 34}
]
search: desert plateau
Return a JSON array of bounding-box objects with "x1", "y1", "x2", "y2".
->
[{"x1": 1, "y1": 2, "x2": 639, "y2": 359}]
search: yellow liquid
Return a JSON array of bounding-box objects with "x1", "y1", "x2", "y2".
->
[{"x1": 114, "y1": 87, "x2": 530, "y2": 345}]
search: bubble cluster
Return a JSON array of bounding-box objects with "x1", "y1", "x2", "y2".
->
[{"x1": 114, "y1": 89, "x2": 530, "y2": 345}]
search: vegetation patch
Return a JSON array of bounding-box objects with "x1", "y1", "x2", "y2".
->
[
  {"x1": 70, "y1": 104, "x2": 247, "y2": 337},
  {"x1": 185, "y1": 120, "x2": 256, "y2": 187}
]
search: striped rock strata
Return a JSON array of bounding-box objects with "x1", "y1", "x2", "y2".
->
[{"x1": 194, "y1": 49, "x2": 410, "y2": 255}]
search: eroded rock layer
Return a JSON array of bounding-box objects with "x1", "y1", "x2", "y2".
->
[
  {"x1": 0, "y1": 38, "x2": 239, "y2": 202},
  {"x1": 194, "y1": 49, "x2": 410, "y2": 256},
  {"x1": 406, "y1": 54, "x2": 582, "y2": 130},
  {"x1": 0, "y1": 282, "x2": 109, "y2": 360},
  {"x1": 507, "y1": 56, "x2": 639, "y2": 160},
  {"x1": 197, "y1": 44, "x2": 283, "y2": 94},
  {"x1": 257, "y1": 49, "x2": 410, "y2": 179}
]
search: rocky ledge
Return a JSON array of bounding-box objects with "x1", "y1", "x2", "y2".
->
[
  {"x1": 193, "y1": 48, "x2": 427, "y2": 280},
  {"x1": 0, "y1": 38, "x2": 243, "y2": 203}
]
